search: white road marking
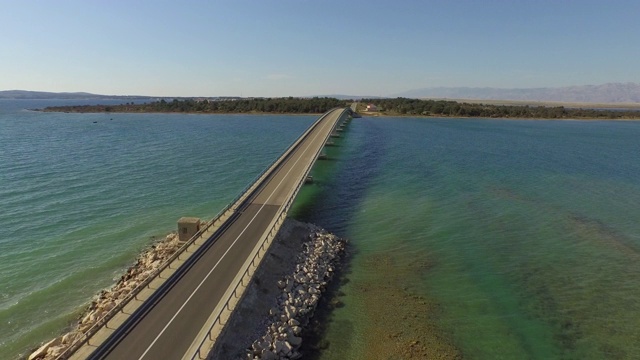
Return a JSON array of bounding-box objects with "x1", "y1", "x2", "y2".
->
[{"x1": 137, "y1": 110, "x2": 340, "y2": 360}]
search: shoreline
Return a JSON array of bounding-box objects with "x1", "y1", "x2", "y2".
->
[
  {"x1": 24, "y1": 232, "x2": 184, "y2": 360},
  {"x1": 35, "y1": 109, "x2": 324, "y2": 116},
  {"x1": 24, "y1": 219, "x2": 346, "y2": 360},
  {"x1": 210, "y1": 219, "x2": 346, "y2": 359},
  {"x1": 358, "y1": 112, "x2": 640, "y2": 121},
  {"x1": 422, "y1": 98, "x2": 640, "y2": 109},
  {"x1": 37, "y1": 108, "x2": 640, "y2": 121}
]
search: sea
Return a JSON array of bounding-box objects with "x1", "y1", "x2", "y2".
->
[{"x1": 1, "y1": 100, "x2": 640, "y2": 359}]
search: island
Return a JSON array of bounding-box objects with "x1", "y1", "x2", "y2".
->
[
  {"x1": 40, "y1": 97, "x2": 640, "y2": 120},
  {"x1": 40, "y1": 97, "x2": 349, "y2": 115}
]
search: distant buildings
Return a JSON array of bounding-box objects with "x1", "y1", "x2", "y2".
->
[{"x1": 365, "y1": 103, "x2": 378, "y2": 112}]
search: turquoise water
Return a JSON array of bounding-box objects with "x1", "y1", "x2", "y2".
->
[
  {"x1": 3, "y1": 101, "x2": 640, "y2": 359},
  {"x1": 300, "y1": 117, "x2": 640, "y2": 359},
  {"x1": 0, "y1": 100, "x2": 315, "y2": 358}
]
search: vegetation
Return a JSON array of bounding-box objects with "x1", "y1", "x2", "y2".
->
[
  {"x1": 358, "y1": 98, "x2": 640, "y2": 119},
  {"x1": 42, "y1": 97, "x2": 348, "y2": 114},
  {"x1": 41, "y1": 96, "x2": 640, "y2": 119}
]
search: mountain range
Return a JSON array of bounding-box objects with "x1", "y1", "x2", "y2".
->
[
  {"x1": 395, "y1": 82, "x2": 640, "y2": 103},
  {"x1": 0, "y1": 90, "x2": 152, "y2": 100},
  {"x1": 3, "y1": 82, "x2": 640, "y2": 103}
]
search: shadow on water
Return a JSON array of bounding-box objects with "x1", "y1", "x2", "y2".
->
[
  {"x1": 316, "y1": 157, "x2": 339, "y2": 163},
  {"x1": 294, "y1": 118, "x2": 388, "y2": 358},
  {"x1": 301, "y1": 250, "x2": 356, "y2": 358},
  {"x1": 297, "y1": 118, "x2": 387, "y2": 235}
]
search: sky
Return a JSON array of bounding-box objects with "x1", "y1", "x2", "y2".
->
[{"x1": 1, "y1": 0, "x2": 639, "y2": 97}]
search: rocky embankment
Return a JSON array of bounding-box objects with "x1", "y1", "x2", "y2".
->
[
  {"x1": 27, "y1": 220, "x2": 346, "y2": 360},
  {"x1": 26, "y1": 232, "x2": 182, "y2": 360},
  {"x1": 247, "y1": 227, "x2": 346, "y2": 360},
  {"x1": 208, "y1": 219, "x2": 346, "y2": 360}
]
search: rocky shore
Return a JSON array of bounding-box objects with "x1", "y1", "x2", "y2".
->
[
  {"x1": 26, "y1": 219, "x2": 345, "y2": 360},
  {"x1": 26, "y1": 232, "x2": 182, "y2": 360},
  {"x1": 247, "y1": 225, "x2": 346, "y2": 359},
  {"x1": 209, "y1": 219, "x2": 346, "y2": 360}
]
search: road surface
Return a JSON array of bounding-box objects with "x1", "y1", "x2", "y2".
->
[{"x1": 90, "y1": 108, "x2": 346, "y2": 359}]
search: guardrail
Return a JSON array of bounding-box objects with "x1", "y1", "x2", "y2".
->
[
  {"x1": 188, "y1": 108, "x2": 349, "y2": 359},
  {"x1": 56, "y1": 110, "x2": 338, "y2": 360}
]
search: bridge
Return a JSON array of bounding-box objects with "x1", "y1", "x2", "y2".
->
[{"x1": 62, "y1": 107, "x2": 351, "y2": 360}]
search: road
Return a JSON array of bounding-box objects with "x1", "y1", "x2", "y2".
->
[{"x1": 90, "y1": 108, "x2": 346, "y2": 359}]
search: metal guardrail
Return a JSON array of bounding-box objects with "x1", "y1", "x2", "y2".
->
[
  {"x1": 188, "y1": 108, "x2": 349, "y2": 359},
  {"x1": 56, "y1": 110, "x2": 337, "y2": 360}
]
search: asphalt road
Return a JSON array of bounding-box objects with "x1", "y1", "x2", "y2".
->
[{"x1": 93, "y1": 108, "x2": 345, "y2": 360}]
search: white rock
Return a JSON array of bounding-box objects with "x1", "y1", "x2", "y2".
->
[
  {"x1": 61, "y1": 333, "x2": 73, "y2": 345},
  {"x1": 251, "y1": 341, "x2": 264, "y2": 354},
  {"x1": 28, "y1": 338, "x2": 60, "y2": 360},
  {"x1": 81, "y1": 312, "x2": 92, "y2": 325},
  {"x1": 283, "y1": 340, "x2": 294, "y2": 355},
  {"x1": 46, "y1": 345, "x2": 65, "y2": 358},
  {"x1": 284, "y1": 305, "x2": 297, "y2": 319},
  {"x1": 291, "y1": 326, "x2": 302, "y2": 336}
]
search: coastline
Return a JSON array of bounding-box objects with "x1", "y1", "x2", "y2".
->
[
  {"x1": 12, "y1": 104, "x2": 640, "y2": 360},
  {"x1": 24, "y1": 232, "x2": 184, "y2": 360},
  {"x1": 37, "y1": 108, "x2": 640, "y2": 121},
  {"x1": 358, "y1": 112, "x2": 640, "y2": 121},
  {"x1": 210, "y1": 219, "x2": 346, "y2": 359},
  {"x1": 36, "y1": 109, "x2": 324, "y2": 116},
  {"x1": 24, "y1": 219, "x2": 347, "y2": 360},
  {"x1": 422, "y1": 98, "x2": 640, "y2": 110}
]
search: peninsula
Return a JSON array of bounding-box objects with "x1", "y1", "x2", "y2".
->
[
  {"x1": 40, "y1": 97, "x2": 349, "y2": 115},
  {"x1": 40, "y1": 97, "x2": 640, "y2": 120},
  {"x1": 353, "y1": 98, "x2": 640, "y2": 120}
]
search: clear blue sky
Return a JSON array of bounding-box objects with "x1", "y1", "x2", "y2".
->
[{"x1": 1, "y1": 0, "x2": 639, "y2": 97}]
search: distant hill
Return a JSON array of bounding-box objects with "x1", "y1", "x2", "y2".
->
[
  {"x1": 0, "y1": 90, "x2": 153, "y2": 100},
  {"x1": 1, "y1": 90, "x2": 376, "y2": 101},
  {"x1": 7, "y1": 84, "x2": 640, "y2": 104},
  {"x1": 396, "y1": 83, "x2": 640, "y2": 104}
]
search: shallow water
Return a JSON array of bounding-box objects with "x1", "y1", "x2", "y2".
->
[
  {"x1": 0, "y1": 100, "x2": 314, "y2": 358},
  {"x1": 300, "y1": 117, "x2": 640, "y2": 360},
  {"x1": 3, "y1": 101, "x2": 640, "y2": 359}
]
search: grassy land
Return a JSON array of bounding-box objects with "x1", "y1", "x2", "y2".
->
[
  {"x1": 39, "y1": 97, "x2": 640, "y2": 120},
  {"x1": 427, "y1": 98, "x2": 640, "y2": 110},
  {"x1": 354, "y1": 99, "x2": 640, "y2": 120}
]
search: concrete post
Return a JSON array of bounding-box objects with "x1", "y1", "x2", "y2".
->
[{"x1": 178, "y1": 217, "x2": 201, "y2": 242}]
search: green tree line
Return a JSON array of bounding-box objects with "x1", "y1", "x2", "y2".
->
[
  {"x1": 359, "y1": 98, "x2": 640, "y2": 119},
  {"x1": 43, "y1": 97, "x2": 348, "y2": 114},
  {"x1": 42, "y1": 96, "x2": 640, "y2": 119}
]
